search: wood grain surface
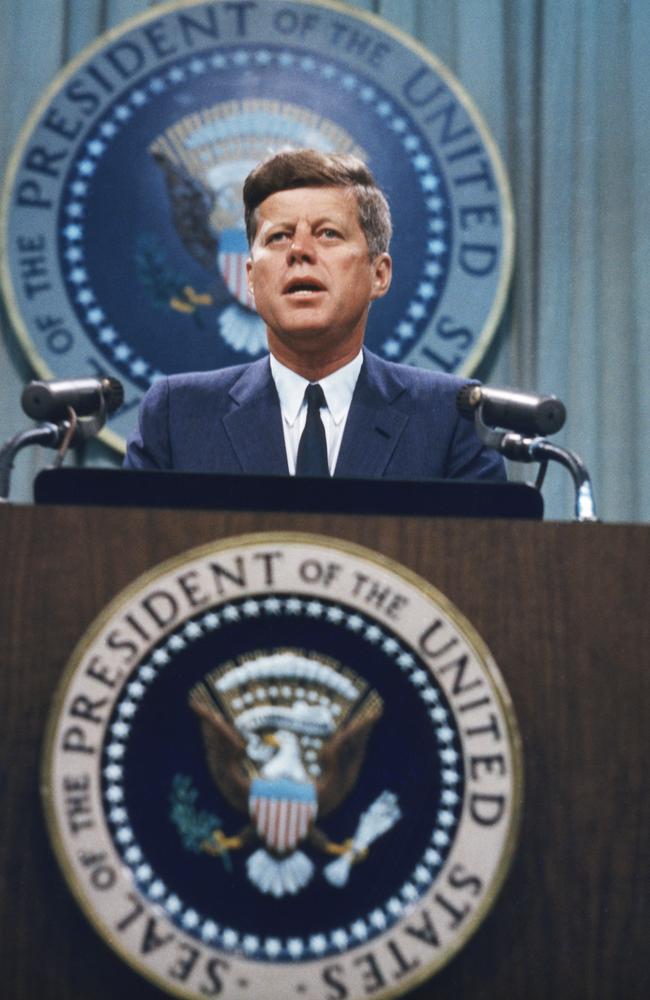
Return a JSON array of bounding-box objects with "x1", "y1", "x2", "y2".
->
[{"x1": 1, "y1": 505, "x2": 648, "y2": 998}]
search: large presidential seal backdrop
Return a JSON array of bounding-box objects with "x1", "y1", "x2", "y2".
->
[{"x1": 1, "y1": 0, "x2": 513, "y2": 452}]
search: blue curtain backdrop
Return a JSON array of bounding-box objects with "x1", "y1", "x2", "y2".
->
[{"x1": 1, "y1": 0, "x2": 648, "y2": 521}]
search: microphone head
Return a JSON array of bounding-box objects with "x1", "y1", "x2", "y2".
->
[
  {"x1": 21, "y1": 376, "x2": 124, "y2": 421},
  {"x1": 100, "y1": 377, "x2": 124, "y2": 415},
  {"x1": 457, "y1": 383, "x2": 566, "y2": 436},
  {"x1": 530, "y1": 396, "x2": 566, "y2": 435}
]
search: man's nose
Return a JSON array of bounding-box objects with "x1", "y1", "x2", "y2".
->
[{"x1": 287, "y1": 229, "x2": 316, "y2": 263}]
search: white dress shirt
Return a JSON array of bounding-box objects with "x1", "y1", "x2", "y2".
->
[{"x1": 269, "y1": 351, "x2": 363, "y2": 475}]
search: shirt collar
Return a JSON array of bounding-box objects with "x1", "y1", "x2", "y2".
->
[{"x1": 269, "y1": 350, "x2": 363, "y2": 427}]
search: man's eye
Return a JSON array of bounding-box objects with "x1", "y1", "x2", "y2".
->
[
  {"x1": 320, "y1": 228, "x2": 341, "y2": 239},
  {"x1": 267, "y1": 231, "x2": 289, "y2": 243}
]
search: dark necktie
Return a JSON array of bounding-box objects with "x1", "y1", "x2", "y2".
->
[{"x1": 296, "y1": 383, "x2": 329, "y2": 476}]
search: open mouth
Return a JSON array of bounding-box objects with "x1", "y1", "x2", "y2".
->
[{"x1": 283, "y1": 279, "x2": 326, "y2": 295}]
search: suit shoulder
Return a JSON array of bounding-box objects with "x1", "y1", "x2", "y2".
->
[
  {"x1": 139, "y1": 357, "x2": 271, "y2": 411},
  {"x1": 164, "y1": 358, "x2": 265, "y2": 394},
  {"x1": 363, "y1": 350, "x2": 472, "y2": 401}
]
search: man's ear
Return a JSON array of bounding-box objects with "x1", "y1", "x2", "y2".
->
[
  {"x1": 370, "y1": 253, "x2": 392, "y2": 302},
  {"x1": 246, "y1": 257, "x2": 254, "y2": 296}
]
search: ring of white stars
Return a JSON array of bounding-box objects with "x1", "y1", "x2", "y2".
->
[
  {"x1": 103, "y1": 594, "x2": 463, "y2": 962},
  {"x1": 61, "y1": 46, "x2": 449, "y2": 386}
]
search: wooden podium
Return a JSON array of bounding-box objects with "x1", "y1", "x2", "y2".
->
[{"x1": 1, "y1": 495, "x2": 648, "y2": 998}]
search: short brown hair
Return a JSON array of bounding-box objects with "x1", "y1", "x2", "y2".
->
[{"x1": 243, "y1": 148, "x2": 392, "y2": 257}]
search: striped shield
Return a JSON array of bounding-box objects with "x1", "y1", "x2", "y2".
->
[
  {"x1": 249, "y1": 777, "x2": 317, "y2": 854},
  {"x1": 217, "y1": 228, "x2": 256, "y2": 309}
]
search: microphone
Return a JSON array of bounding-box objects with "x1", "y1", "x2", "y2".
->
[
  {"x1": 21, "y1": 377, "x2": 124, "y2": 422},
  {"x1": 457, "y1": 383, "x2": 566, "y2": 436}
]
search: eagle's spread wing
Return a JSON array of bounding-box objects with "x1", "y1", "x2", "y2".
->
[
  {"x1": 317, "y1": 691, "x2": 384, "y2": 816},
  {"x1": 152, "y1": 150, "x2": 219, "y2": 272},
  {"x1": 188, "y1": 685, "x2": 250, "y2": 813}
]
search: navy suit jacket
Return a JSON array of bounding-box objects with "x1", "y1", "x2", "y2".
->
[{"x1": 124, "y1": 349, "x2": 505, "y2": 481}]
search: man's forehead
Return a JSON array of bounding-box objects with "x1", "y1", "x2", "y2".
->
[{"x1": 256, "y1": 185, "x2": 358, "y2": 224}]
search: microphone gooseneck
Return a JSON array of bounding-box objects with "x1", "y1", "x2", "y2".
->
[
  {"x1": 0, "y1": 376, "x2": 125, "y2": 501},
  {"x1": 456, "y1": 381, "x2": 596, "y2": 521}
]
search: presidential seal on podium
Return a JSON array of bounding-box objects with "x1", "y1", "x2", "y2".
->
[{"x1": 42, "y1": 532, "x2": 522, "y2": 999}]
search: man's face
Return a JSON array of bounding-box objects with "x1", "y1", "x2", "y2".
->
[{"x1": 246, "y1": 186, "x2": 391, "y2": 373}]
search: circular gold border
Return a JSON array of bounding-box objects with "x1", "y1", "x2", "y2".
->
[
  {"x1": 42, "y1": 530, "x2": 523, "y2": 999},
  {"x1": 1, "y1": 0, "x2": 514, "y2": 456}
]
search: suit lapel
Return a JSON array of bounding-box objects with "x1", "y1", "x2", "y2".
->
[
  {"x1": 222, "y1": 358, "x2": 289, "y2": 474},
  {"x1": 335, "y1": 351, "x2": 409, "y2": 477},
  {"x1": 221, "y1": 351, "x2": 409, "y2": 478}
]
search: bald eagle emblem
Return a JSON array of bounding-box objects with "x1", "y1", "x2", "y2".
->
[
  {"x1": 184, "y1": 650, "x2": 401, "y2": 897},
  {"x1": 148, "y1": 100, "x2": 366, "y2": 357}
]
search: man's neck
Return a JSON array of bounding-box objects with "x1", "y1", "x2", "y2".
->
[{"x1": 267, "y1": 339, "x2": 364, "y2": 382}]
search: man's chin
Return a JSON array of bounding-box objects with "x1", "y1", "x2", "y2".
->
[
  {"x1": 266, "y1": 315, "x2": 366, "y2": 358},
  {"x1": 270, "y1": 323, "x2": 331, "y2": 342}
]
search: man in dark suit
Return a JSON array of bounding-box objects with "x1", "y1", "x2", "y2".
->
[{"x1": 124, "y1": 149, "x2": 504, "y2": 482}]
